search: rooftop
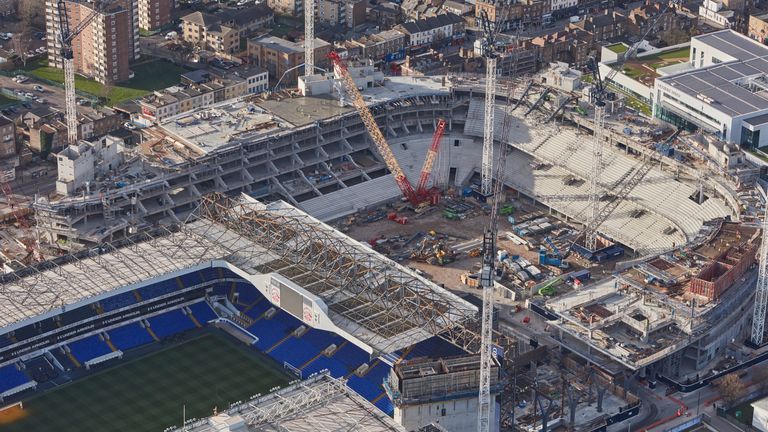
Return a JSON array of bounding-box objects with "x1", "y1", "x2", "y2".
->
[
  {"x1": 169, "y1": 373, "x2": 406, "y2": 432},
  {"x1": 250, "y1": 36, "x2": 330, "y2": 55},
  {"x1": 1, "y1": 195, "x2": 476, "y2": 355},
  {"x1": 658, "y1": 30, "x2": 768, "y2": 116}
]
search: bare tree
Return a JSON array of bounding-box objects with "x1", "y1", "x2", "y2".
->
[
  {"x1": 98, "y1": 80, "x2": 114, "y2": 105},
  {"x1": 11, "y1": 31, "x2": 33, "y2": 67},
  {"x1": 715, "y1": 373, "x2": 746, "y2": 407},
  {"x1": 17, "y1": 0, "x2": 44, "y2": 29}
]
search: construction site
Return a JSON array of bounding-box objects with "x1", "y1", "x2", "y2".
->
[{"x1": 1, "y1": 0, "x2": 767, "y2": 430}]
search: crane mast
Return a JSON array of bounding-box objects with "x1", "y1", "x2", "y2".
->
[
  {"x1": 479, "y1": 10, "x2": 497, "y2": 197},
  {"x1": 752, "y1": 203, "x2": 768, "y2": 345},
  {"x1": 304, "y1": 0, "x2": 314, "y2": 76},
  {"x1": 581, "y1": 1, "x2": 680, "y2": 250},
  {"x1": 56, "y1": 0, "x2": 104, "y2": 145},
  {"x1": 329, "y1": 52, "x2": 417, "y2": 203},
  {"x1": 478, "y1": 87, "x2": 514, "y2": 432}
]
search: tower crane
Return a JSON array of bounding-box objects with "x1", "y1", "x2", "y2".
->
[
  {"x1": 56, "y1": 0, "x2": 105, "y2": 145},
  {"x1": 304, "y1": 0, "x2": 314, "y2": 76},
  {"x1": 581, "y1": 0, "x2": 681, "y2": 251},
  {"x1": 478, "y1": 87, "x2": 515, "y2": 432},
  {"x1": 329, "y1": 52, "x2": 418, "y2": 203},
  {"x1": 752, "y1": 204, "x2": 768, "y2": 346},
  {"x1": 478, "y1": 9, "x2": 500, "y2": 197}
]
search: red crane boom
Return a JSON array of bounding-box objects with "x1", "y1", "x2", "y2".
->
[
  {"x1": 328, "y1": 52, "x2": 418, "y2": 203},
  {"x1": 415, "y1": 118, "x2": 446, "y2": 198}
]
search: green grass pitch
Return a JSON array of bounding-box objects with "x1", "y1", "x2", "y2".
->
[{"x1": 3, "y1": 333, "x2": 290, "y2": 432}]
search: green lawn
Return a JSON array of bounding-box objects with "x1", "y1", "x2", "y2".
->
[
  {"x1": 621, "y1": 65, "x2": 644, "y2": 80},
  {"x1": 25, "y1": 57, "x2": 186, "y2": 105},
  {"x1": 3, "y1": 333, "x2": 290, "y2": 432},
  {"x1": 607, "y1": 43, "x2": 628, "y2": 54}
]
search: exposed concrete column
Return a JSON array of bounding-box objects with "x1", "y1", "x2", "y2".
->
[
  {"x1": 596, "y1": 387, "x2": 607, "y2": 413},
  {"x1": 567, "y1": 386, "x2": 577, "y2": 426}
]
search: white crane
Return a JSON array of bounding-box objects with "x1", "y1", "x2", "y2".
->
[
  {"x1": 56, "y1": 0, "x2": 104, "y2": 145},
  {"x1": 477, "y1": 9, "x2": 502, "y2": 197},
  {"x1": 582, "y1": 0, "x2": 681, "y2": 251},
  {"x1": 304, "y1": 0, "x2": 314, "y2": 76},
  {"x1": 752, "y1": 203, "x2": 768, "y2": 346}
]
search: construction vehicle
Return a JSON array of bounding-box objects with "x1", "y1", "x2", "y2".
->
[
  {"x1": 330, "y1": 51, "x2": 448, "y2": 207},
  {"x1": 539, "y1": 236, "x2": 568, "y2": 268},
  {"x1": 414, "y1": 119, "x2": 447, "y2": 204},
  {"x1": 537, "y1": 276, "x2": 562, "y2": 296}
]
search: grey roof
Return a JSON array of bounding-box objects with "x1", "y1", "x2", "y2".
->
[
  {"x1": 181, "y1": 11, "x2": 221, "y2": 26},
  {"x1": 219, "y1": 3, "x2": 273, "y2": 26},
  {"x1": 250, "y1": 36, "x2": 330, "y2": 55},
  {"x1": 657, "y1": 30, "x2": 768, "y2": 117},
  {"x1": 398, "y1": 13, "x2": 464, "y2": 35},
  {"x1": 744, "y1": 113, "x2": 768, "y2": 128}
]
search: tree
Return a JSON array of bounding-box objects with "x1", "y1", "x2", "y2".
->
[
  {"x1": 11, "y1": 31, "x2": 33, "y2": 67},
  {"x1": 17, "y1": 0, "x2": 44, "y2": 29},
  {"x1": 715, "y1": 373, "x2": 746, "y2": 407},
  {"x1": 98, "y1": 80, "x2": 113, "y2": 105}
]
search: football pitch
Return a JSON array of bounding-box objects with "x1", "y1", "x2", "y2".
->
[{"x1": 2, "y1": 333, "x2": 290, "y2": 432}]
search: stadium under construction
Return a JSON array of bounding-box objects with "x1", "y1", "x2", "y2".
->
[{"x1": 1, "y1": 66, "x2": 765, "y2": 432}]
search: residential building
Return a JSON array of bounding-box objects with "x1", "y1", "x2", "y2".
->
[
  {"x1": 181, "y1": 5, "x2": 273, "y2": 54},
  {"x1": 138, "y1": 0, "x2": 172, "y2": 31},
  {"x1": 267, "y1": 0, "x2": 302, "y2": 17},
  {"x1": 399, "y1": 47, "x2": 479, "y2": 76},
  {"x1": 394, "y1": 13, "x2": 466, "y2": 48},
  {"x1": 349, "y1": 29, "x2": 406, "y2": 61},
  {"x1": 248, "y1": 36, "x2": 331, "y2": 84},
  {"x1": 46, "y1": 0, "x2": 140, "y2": 84},
  {"x1": 626, "y1": 1, "x2": 677, "y2": 35},
  {"x1": 318, "y1": 0, "x2": 366, "y2": 28},
  {"x1": 78, "y1": 109, "x2": 124, "y2": 140},
  {"x1": 497, "y1": 44, "x2": 540, "y2": 76},
  {"x1": 401, "y1": 0, "x2": 442, "y2": 19},
  {"x1": 749, "y1": 12, "x2": 768, "y2": 43},
  {"x1": 569, "y1": 10, "x2": 626, "y2": 42},
  {"x1": 699, "y1": 0, "x2": 735, "y2": 28},
  {"x1": 530, "y1": 28, "x2": 592, "y2": 67},
  {"x1": 139, "y1": 65, "x2": 266, "y2": 122},
  {"x1": 475, "y1": 0, "x2": 549, "y2": 30},
  {"x1": 442, "y1": 0, "x2": 473, "y2": 16},
  {"x1": 0, "y1": 115, "x2": 16, "y2": 159},
  {"x1": 653, "y1": 30, "x2": 768, "y2": 148},
  {"x1": 367, "y1": 2, "x2": 403, "y2": 28},
  {"x1": 550, "y1": 0, "x2": 577, "y2": 14}
]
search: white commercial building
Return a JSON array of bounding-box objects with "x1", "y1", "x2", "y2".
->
[
  {"x1": 653, "y1": 30, "x2": 768, "y2": 148},
  {"x1": 56, "y1": 136, "x2": 124, "y2": 195},
  {"x1": 753, "y1": 397, "x2": 768, "y2": 432}
]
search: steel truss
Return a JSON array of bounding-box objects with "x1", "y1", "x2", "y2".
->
[
  {"x1": 752, "y1": 204, "x2": 768, "y2": 346},
  {"x1": 198, "y1": 193, "x2": 485, "y2": 354}
]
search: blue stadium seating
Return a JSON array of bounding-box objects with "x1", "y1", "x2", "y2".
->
[
  {"x1": 234, "y1": 282, "x2": 260, "y2": 305},
  {"x1": 347, "y1": 374, "x2": 384, "y2": 401},
  {"x1": 407, "y1": 336, "x2": 466, "y2": 360},
  {"x1": 107, "y1": 323, "x2": 154, "y2": 351},
  {"x1": 375, "y1": 396, "x2": 394, "y2": 415},
  {"x1": 147, "y1": 309, "x2": 196, "y2": 339},
  {"x1": 245, "y1": 301, "x2": 271, "y2": 320},
  {"x1": 188, "y1": 302, "x2": 218, "y2": 323},
  {"x1": 0, "y1": 364, "x2": 31, "y2": 393},
  {"x1": 332, "y1": 343, "x2": 370, "y2": 369},
  {"x1": 67, "y1": 335, "x2": 112, "y2": 362},
  {"x1": 101, "y1": 291, "x2": 137, "y2": 312},
  {"x1": 0, "y1": 335, "x2": 14, "y2": 349},
  {"x1": 248, "y1": 311, "x2": 294, "y2": 351},
  {"x1": 269, "y1": 337, "x2": 319, "y2": 367},
  {"x1": 303, "y1": 329, "x2": 345, "y2": 351},
  {"x1": 301, "y1": 355, "x2": 348, "y2": 377},
  {"x1": 177, "y1": 272, "x2": 202, "y2": 288},
  {"x1": 137, "y1": 278, "x2": 179, "y2": 301},
  {"x1": 51, "y1": 348, "x2": 77, "y2": 371}
]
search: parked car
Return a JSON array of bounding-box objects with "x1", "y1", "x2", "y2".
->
[{"x1": 33, "y1": 85, "x2": 45, "y2": 92}]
